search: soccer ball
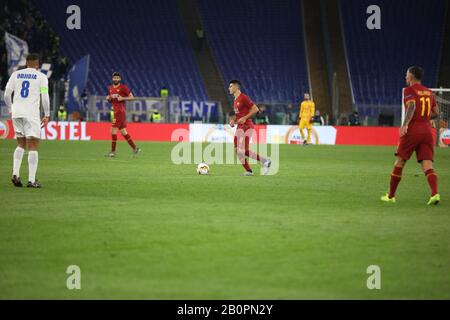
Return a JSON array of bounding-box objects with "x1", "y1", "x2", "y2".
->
[{"x1": 197, "y1": 163, "x2": 210, "y2": 175}]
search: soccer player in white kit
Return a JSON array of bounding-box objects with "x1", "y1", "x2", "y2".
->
[{"x1": 4, "y1": 54, "x2": 50, "y2": 188}]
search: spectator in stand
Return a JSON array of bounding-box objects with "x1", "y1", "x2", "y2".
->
[
  {"x1": 0, "y1": 0, "x2": 68, "y2": 88},
  {"x1": 254, "y1": 105, "x2": 269, "y2": 124},
  {"x1": 160, "y1": 86, "x2": 169, "y2": 99},
  {"x1": 311, "y1": 110, "x2": 325, "y2": 126},
  {"x1": 151, "y1": 109, "x2": 161, "y2": 123},
  {"x1": 348, "y1": 111, "x2": 361, "y2": 126},
  {"x1": 132, "y1": 114, "x2": 142, "y2": 123},
  {"x1": 57, "y1": 105, "x2": 67, "y2": 121},
  {"x1": 286, "y1": 103, "x2": 297, "y2": 125},
  {"x1": 196, "y1": 27, "x2": 205, "y2": 51}
]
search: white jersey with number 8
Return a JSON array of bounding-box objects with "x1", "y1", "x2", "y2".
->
[{"x1": 5, "y1": 67, "x2": 48, "y2": 120}]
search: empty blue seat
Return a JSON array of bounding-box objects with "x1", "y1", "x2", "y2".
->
[
  {"x1": 31, "y1": 0, "x2": 208, "y2": 101},
  {"x1": 340, "y1": 0, "x2": 446, "y2": 106}
]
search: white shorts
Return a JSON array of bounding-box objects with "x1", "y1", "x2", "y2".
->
[{"x1": 12, "y1": 117, "x2": 41, "y2": 139}]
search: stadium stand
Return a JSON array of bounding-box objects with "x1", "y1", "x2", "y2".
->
[
  {"x1": 340, "y1": 0, "x2": 447, "y2": 119},
  {"x1": 0, "y1": 0, "x2": 68, "y2": 88},
  {"x1": 31, "y1": 0, "x2": 208, "y2": 100},
  {"x1": 197, "y1": 0, "x2": 310, "y2": 104}
]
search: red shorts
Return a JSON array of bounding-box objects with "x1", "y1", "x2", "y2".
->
[
  {"x1": 112, "y1": 112, "x2": 127, "y2": 129},
  {"x1": 234, "y1": 125, "x2": 254, "y2": 152},
  {"x1": 395, "y1": 132, "x2": 434, "y2": 162},
  {"x1": 432, "y1": 128, "x2": 437, "y2": 146}
]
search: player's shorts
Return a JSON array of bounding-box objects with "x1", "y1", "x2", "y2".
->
[
  {"x1": 12, "y1": 117, "x2": 41, "y2": 139},
  {"x1": 299, "y1": 119, "x2": 312, "y2": 130},
  {"x1": 112, "y1": 112, "x2": 127, "y2": 129},
  {"x1": 234, "y1": 125, "x2": 254, "y2": 152},
  {"x1": 395, "y1": 132, "x2": 434, "y2": 162},
  {"x1": 432, "y1": 128, "x2": 437, "y2": 146}
]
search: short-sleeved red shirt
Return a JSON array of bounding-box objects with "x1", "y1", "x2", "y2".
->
[
  {"x1": 233, "y1": 93, "x2": 255, "y2": 128},
  {"x1": 108, "y1": 84, "x2": 131, "y2": 114},
  {"x1": 403, "y1": 83, "x2": 436, "y2": 135}
]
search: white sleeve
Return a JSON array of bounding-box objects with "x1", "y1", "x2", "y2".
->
[
  {"x1": 40, "y1": 75, "x2": 50, "y2": 117},
  {"x1": 4, "y1": 75, "x2": 15, "y2": 112}
]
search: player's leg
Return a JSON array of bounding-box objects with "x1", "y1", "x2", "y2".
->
[
  {"x1": 234, "y1": 129, "x2": 252, "y2": 175},
  {"x1": 417, "y1": 137, "x2": 439, "y2": 205},
  {"x1": 422, "y1": 160, "x2": 439, "y2": 204},
  {"x1": 306, "y1": 121, "x2": 312, "y2": 144},
  {"x1": 299, "y1": 121, "x2": 306, "y2": 143},
  {"x1": 112, "y1": 126, "x2": 118, "y2": 152},
  {"x1": 244, "y1": 128, "x2": 262, "y2": 161},
  {"x1": 11, "y1": 136, "x2": 26, "y2": 187},
  {"x1": 11, "y1": 118, "x2": 27, "y2": 186},
  {"x1": 106, "y1": 126, "x2": 118, "y2": 157},
  {"x1": 20, "y1": 118, "x2": 42, "y2": 187},
  {"x1": 382, "y1": 135, "x2": 416, "y2": 202},
  {"x1": 382, "y1": 137, "x2": 413, "y2": 202},
  {"x1": 382, "y1": 156, "x2": 406, "y2": 202},
  {"x1": 243, "y1": 128, "x2": 271, "y2": 174},
  {"x1": 390, "y1": 157, "x2": 406, "y2": 196},
  {"x1": 26, "y1": 137, "x2": 41, "y2": 188},
  {"x1": 120, "y1": 128, "x2": 139, "y2": 154}
]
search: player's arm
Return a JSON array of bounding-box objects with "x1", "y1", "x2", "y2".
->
[
  {"x1": 400, "y1": 100, "x2": 416, "y2": 136},
  {"x1": 430, "y1": 96, "x2": 440, "y2": 119},
  {"x1": 229, "y1": 110, "x2": 237, "y2": 127},
  {"x1": 310, "y1": 103, "x2": 315, "y2": 123},
  {"x1": 237, "y1": 104, "x2": 259, "y2": 124},
  {"x1": 299, "y1": 103, "x2": 303, "y2": 121},
  {"x1": 40, "y1": 76, "x2": 50, "y2": 127},
  {"x1": 117, "y1": 91, "x2": 135, "y2": 102},
  {"x1": 4, "y1": 76, "x2": 15, "y2": 114}
]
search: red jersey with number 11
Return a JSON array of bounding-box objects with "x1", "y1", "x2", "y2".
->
[{"x1": 403, "y1": 83, "x2": 436, "y2": 135}]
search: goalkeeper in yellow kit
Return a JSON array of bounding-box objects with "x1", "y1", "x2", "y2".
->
[{"x1": 298, "y1": 93, "x2": 315, "y2": 145}]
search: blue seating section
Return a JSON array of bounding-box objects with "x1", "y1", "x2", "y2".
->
[
  {"x1": 198, "y1": 0, "x2": 309, "y2": 104},
  {"x1": 340, "y1": 0, "x2": 446, "y2": 109},
  {"x1": 31, "y1": 0, "x2": 208, "y2": 100}
]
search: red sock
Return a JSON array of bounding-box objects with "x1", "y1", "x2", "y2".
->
[
  {"x1": 112, "y1": 134, "x2": 117, "y2": 152},
  {"x1": 124, "y1": 134, "x2": 136, "y2": 150},
  {"x1": 389, "y1": 166, "x2": 403, "y2": 198},
  {"x1": 425, "y1": 169, "x2": 438, "y2": 196},
  {"x1": 245, "y1": 150, "x2": 264, "y2": 162},
  {"x1": 237, "y1": 152, "x2": 252, "y2": 172}
]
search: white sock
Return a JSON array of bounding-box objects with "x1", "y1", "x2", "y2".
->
[
  {"x1": 13, "y1": 147, "x2": 25, "y2": 177},
  {"x1": 28, "y1": 151, "x2": 39, "y2": 183}
]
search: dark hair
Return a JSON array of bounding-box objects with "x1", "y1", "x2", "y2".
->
[
  {"x1": 229, "y1": 79, "x2": 241, "y2": 87},
  {"x1": 26, "y1": 53, "x2": 40, "y2": 62},
  {"x1": 408, "y1": 66, "x2": 424, "y2": 81},
  {"x1": 112, "y1": 72, "x2": 121, "y2": 78}
]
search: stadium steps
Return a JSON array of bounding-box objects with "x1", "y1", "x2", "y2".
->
[
  {"x1": 302, "y1": 0, "x2": 332, "y2": 121},
  {"x1": 176, "y1": 0, "x2": 231, "y2": 111},
  {"x1": 321, "y1": 0, "x2": 353, "y2": 117},
  {"x1": 438, "y1": 2, "x2": 450, "y2": 87},
  {"x1": 197, "y1": 0, "x2": 309, "y2": 105}
]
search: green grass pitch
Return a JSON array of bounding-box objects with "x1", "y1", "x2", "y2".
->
[{"x1": 0, "y1": 139, "x2": 449, "y2": 299}]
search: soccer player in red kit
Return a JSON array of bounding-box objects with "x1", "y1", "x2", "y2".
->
[
  {"x1": 228, "y1": 80, "x2": 271, "y2": 175},
  {"x1": 105, "y1": 72, "x2": 140, "y2": 157},
  {"x1": 381, "y1": 66, "x2": 440, "y2": 205}
]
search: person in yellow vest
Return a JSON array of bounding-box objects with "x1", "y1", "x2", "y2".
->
[
  {"x1": 151, "y1": 109, "x2": 161, "y2": 123},
  {"x1": 160, "y1": 86, "x2": 169, "y2": 99},
  {"x1": 298, "y1": 93, "x2": 315, "y2": 145},
  {"x1": 57, "y1": 105, "x2": 67, "y2": 121}
]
